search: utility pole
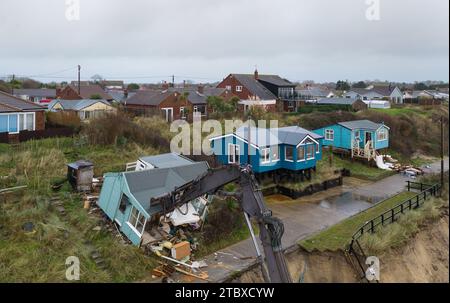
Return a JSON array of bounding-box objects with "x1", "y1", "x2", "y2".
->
[
  {"x1": 77, "y1": 65, "x2": 81, "y2": 95},
  {"x1": 441, "y1": 116, "x2": 445, "y2": 187},
  {"x1": 172, "y1": 75, "x2": 175, "y2": 88}
]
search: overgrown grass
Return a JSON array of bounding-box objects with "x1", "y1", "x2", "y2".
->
[
  {"x1": 359, "y1": 196, "x2": 448, "y2": 255},
  {"x1": 299, "y1": 191, "x2": 417, "y2": 252},
  {"x1": 0, "y1": 192, "x2": 157, "y2": 282},
  {"x1": 194, "y1": 198, "x2": 255, "y2": 258}
]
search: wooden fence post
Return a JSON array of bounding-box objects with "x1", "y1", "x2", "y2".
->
[
  {"x1": 407, "y1": 181, "x2": 410, "y2": 192},
  {"x1": 391, "y1": 209, "x2": 395, "y2": 222}
]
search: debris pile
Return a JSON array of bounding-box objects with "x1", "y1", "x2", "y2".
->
[
  {"x1": 148, "y1": 220, "x2": 210, "y2": 282},
  {"x1": 380, "y1": 155, "x2": 425, "y2": 178}
]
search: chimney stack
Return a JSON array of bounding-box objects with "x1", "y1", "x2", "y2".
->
[
  {"x1": 254, "y1": 69, "x2": 259, "y2": 80},
  {"x1": 197, "y1": 85, "x2": 204, "y2": 94},
  {"x1": 162, "y1": 81, "x2": 169, "y2": 90}
]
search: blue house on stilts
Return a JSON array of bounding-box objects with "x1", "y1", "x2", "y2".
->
[{"x1": 209, "y1": 125, "x2": 324, "y2": 182}]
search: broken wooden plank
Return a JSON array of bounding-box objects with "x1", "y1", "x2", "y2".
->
[{"x1": 173, "y1": 266, "x2": 209, "y2": 282}]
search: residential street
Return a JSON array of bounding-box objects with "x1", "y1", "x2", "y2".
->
[{"x1": 174, "y1": 158, "x2": 449, "y2": 282}]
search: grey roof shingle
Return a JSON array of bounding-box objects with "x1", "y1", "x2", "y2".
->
[
  {"x1": 48, "y1": 99, "x2": 112, "y2": 111},
  {"x1": 338, "y1": 120, "x2": 386, "y2": 131},
  {"x1": 68, "y1": 84, "x2": 113, "y2": 100},
  {"x1": 139, "y1": 153, "x2": 194, "y2": 169},
  {"x1": 124, "y1": 89, "x2": 172, "y2": 106},
  {"x1": 231, "y1": 74, "x2": 277, "y2": 100},
  {"x1": 257, "y1": 75, "x2": 295, "y2": 87},
  {"x1": 235, "y1": 125, "x2": 323, "y2": 147},
  {"x1": 0, "y1": 90, "x2": 46, "y2": 111},
  {"x1": 14, "y1": 88, "x2": 56, "y2": 98},
  {"x1": 124, "y1": 161, "x2": 209, "y2": 215}
]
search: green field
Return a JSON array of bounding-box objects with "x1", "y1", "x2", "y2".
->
[{"x1": 299, "y1": 191, "x2": 417, "y2": 252}]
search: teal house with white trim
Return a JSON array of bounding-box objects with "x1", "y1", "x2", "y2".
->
[
  {"x1": 97, "y1": 154, "x2": 209, "y2": 246},
  {"x1": 209, "y1": 125, "x2": 324, "y2": 181},
  {"x1": 313, "y1": 120, "x2": 390, "y2": 160}
]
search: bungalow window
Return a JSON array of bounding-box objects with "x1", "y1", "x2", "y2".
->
[
  {"x1": 235, "y1": 86, "x2": 243, "y2": 92},
  {"x1": 285, "y1": 146, "x2": 294, "y2": 161},
  {"x1": 261, "y1": 148, "x2": 270, "y2": 164},
  {"x1": 377, "y1": 128, "x2": 388, "y2": 141},
  {"x1": 272, "y1": 146, "x2": 280, "y2": 161},
  {"x1": 325, "y1": 129, "x2": 334, "y2": 141},
  {"x1": 119, "y1": 194, "x2": 130, "y2": 213},
  {"x1": 306, "y1": 145, "x2": 315, "y2": 159},
  {"x1": 128, "y1": 206, "x2": 146, "y2": 235},
  {"x1": 18, "y1": 113, "x2": 35, "y2": 132},
  {"x1": 228, "y1": 144, "x2": 240, "y2": 164},
  {"x1": 297, "y1": 146, "x2": 305, "y2": 161},
  {"x1": 225, "y1": 85, "x2": 232, "y2": 91},
  {"x1": 180, "y1": 107, "x2": 186, "y2": 119}
]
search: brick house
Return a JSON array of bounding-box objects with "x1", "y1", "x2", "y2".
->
[
  {"x1": 57, "y1": 84, "x2": 113, "y2": 101},
  {"x1": 123, "y1": 86, "x2": 230, "y2": 122},
  {"x1": 216, "y1": 70, "x2": 296, "y2": 112},
  {"x1": 0, "y1": 90, "x2": 46, "y2": 141}
]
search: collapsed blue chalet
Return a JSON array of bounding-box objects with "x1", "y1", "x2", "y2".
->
[
  {"x1": 210, "y1": 126, "x2": 324, "y2": 181},
  {"x1": 98, "y1": 153, "x2": 209, "y2": 246},
  {"x1": 313, "y1": 120, "x2": 390, "y2": 161}
]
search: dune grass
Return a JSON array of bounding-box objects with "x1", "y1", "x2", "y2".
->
[{"x1": 359, "y1": 196, "x2": 448, "y2": 255}]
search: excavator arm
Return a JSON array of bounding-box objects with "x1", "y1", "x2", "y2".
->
[{"x1": 150, "y1": 165, "x2": 292, "y2": 283}]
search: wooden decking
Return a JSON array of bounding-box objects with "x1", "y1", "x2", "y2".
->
[{"x1": 351, "y1": 140, "x2": 376, "y2": 161}]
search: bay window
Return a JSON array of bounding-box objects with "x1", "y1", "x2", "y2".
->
[{"x1": 128, "y1": 206, "x2": 146, "y2": 235}]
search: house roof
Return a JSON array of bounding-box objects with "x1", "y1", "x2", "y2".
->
[
  {"x1": 317, "y1": 97, "x2": 359, "y2": 105},
  {"x1": 68, "y1": 84, "x2": 113, "y2": 100},
  {"x1": 348, "y1": 86, "x2": 397, "y2": 97},
  {"x1": 256, "y1": 74, "x2": 295, "y2": 87},
  {"x1": 48, "y1": 99, "x2": 112, "y2": 111},
  {"x1": 139, "y1": 153, "x2": 194, "y2": 169},
  {"x1": 124, "y1": 89, "x2": 172, "y2": 106},
  {"x1": 0, "y1": 90, "x2": 46, "y2": 111},
  {"x1": 296, "y1": 87, "x2": 331, "y2": 98},
  {"x1": 125, "y1": 86, "x2": 226, "y2": 106},
  {"x1": 338, "y1": 120, "x2": 387, "y2": 131},
  {"x1": 124, "y1": 161, "x2": 209, "y2": 215},
  {"x1": 230, "y1": 74, "x2": 277, "y2": 100},
  {"x1": 170, "y1": 87, "x2": 227, "y2": 105},
  {"x1": 230, "y1": 125, "x2": 323, "y2": 147},
  {"x1": 0, "y1": 103, "x2": 19, "y2": 112},
  {"x1": 13, "y1": 88, "x2": 57, "y2": 98}
]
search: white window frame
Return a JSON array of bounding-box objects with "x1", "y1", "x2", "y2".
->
[
  {"x1": 297, "y1": 145, "x2": 305, "y2": 162},
  {"x1": 325, "y1": 129, "x2": 334, "y2": 141},
  {"x1": 0, "y1": 112, "x2": 35, "y2": 134},
  {"x1": 228, "y1": 143, "x2": 240, "y2": 164},
  {"x1": 126, "y1": 206, "x2": 147, "y2": 237},
  {"x1": 261, "y1": 148, "x2": 270, "y2": 164},
  {"x1": 285, "y1": 146, "x2": 294, "y2": 162},
  {"x1": 161, "y1": 107, "x2": 174, "y2": 122},
  {"x1": 235, "y1": 86, "x2": 243, "y2": 92},
  {"x1": 377, "y1": 128, "x2": 388, "y2": 141},
  {"x1": 225, "y1": 85, "x2": 232, "y2": 91},
  {"x1": 306, "y1": 144, "x2": 315, "y2": 160}
]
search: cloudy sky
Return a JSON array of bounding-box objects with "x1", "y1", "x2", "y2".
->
[{"x1": 0, "y1": 0, "x2": 448, "y2": 83}]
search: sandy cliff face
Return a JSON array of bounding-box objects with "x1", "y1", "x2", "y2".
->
[{"x1": 237, "y1": 215, "x2": 449, "y2": 283}]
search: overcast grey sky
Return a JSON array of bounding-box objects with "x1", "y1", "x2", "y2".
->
[{"x1": 0, "y1": 0, "x2": 448, "y2": 83}]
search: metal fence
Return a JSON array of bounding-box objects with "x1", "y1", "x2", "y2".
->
[{"x1": 351, "y1": 181, "x2": 441, "y2": 243}]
